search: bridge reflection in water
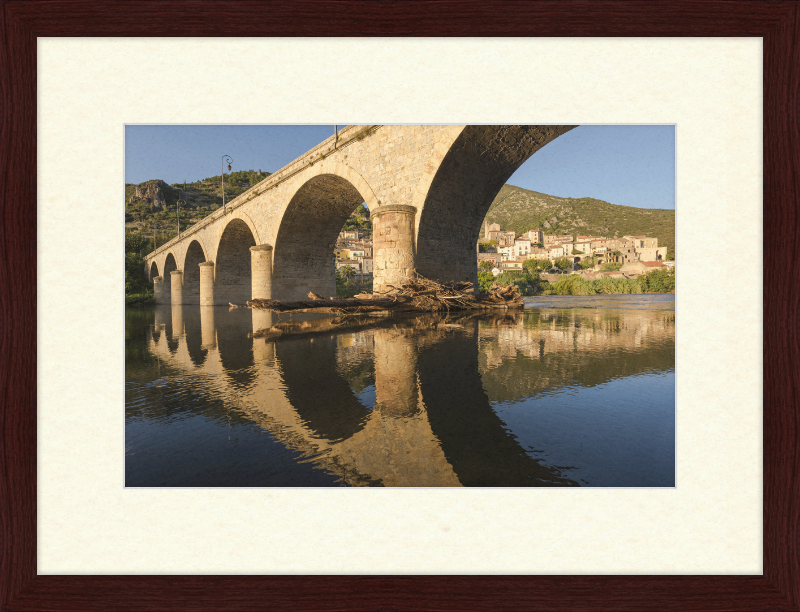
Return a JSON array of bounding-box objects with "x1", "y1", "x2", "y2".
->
[{"x1": 126, "y1": 301, "x2": 675, "y2": 487}]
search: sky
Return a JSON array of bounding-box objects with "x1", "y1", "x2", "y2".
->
[{"x1": 125, "y1": 124, "x2": 675, "y2": 210}]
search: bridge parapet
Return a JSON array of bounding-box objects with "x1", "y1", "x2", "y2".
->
[
  {"x1": 141, "y1": 125, "x2": 576, "y2": 304},
  {"x1": 144, "y1": 125, "x2": 379, "y2": 262}
]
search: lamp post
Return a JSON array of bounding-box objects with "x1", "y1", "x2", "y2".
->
[
  {"x1": 221, "y1": 155, "x2": 232, "y2": 213},
  {"x1": 176, "y1": 199, "x2": 184, "y2": 237}
]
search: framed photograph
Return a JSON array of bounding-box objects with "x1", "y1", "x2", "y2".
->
[{"x1": 2, "y1": 1, "x2": 797, "y2": 610}]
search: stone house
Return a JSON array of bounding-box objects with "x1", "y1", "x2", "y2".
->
[
  {"x1": 514, "y1": 236, "x2": 531, "y2": 258},
  {"x1": 635, "y1": 246, "x2": 669, "y2": 262},
  {"x1": 544, "y1": 233, "x2": 573, "y2": 246},
  {"x1": 484, "y1": 222, "x2": 501, "y2": 239},
  {"x1": 336, "y1": 259, "x2": 361, "y2": 273},
  {"x1": 525, "y1": 229, "x2": 544, "y2": 245},
  {"x1": 572, "y1": 238, "x2": 592, "y2": 255},
  {"x1": 339, "y1": 229, "x2": 363, "y2": 241},
  {"x1": 624, "y1": 235, "x2": 658, "y2": 249},
  {"x1": 620, "y1": 260, "x2": 666, "y2": 276},
  {"x1": 497, "y1": 244, "x2": 516, "y2": 261},
  {"x1": 496, "y1": 231, "x2": 517, "y2": 247},
  {"x1": 498, "y1": 259, "x2": 524, "y2": 272},
  {"x1": 477, "y1": 253, "x2": 500, "y2": 266},
  {"x1": 360, "y1": 256, "x2": 374, "y2": 275},
  {"x1": 525, "y1": 248, "x2": 551, "y2": 261}
]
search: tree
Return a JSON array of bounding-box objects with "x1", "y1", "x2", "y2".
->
[
  {"x1": 579, "y1": 256, "x2": 597, "y2": 270},
  {"x1": 554, "y1": 257, "x2": 572, "y2": 273},
  {"x1": 338, "y1": 265, "x2": 356, "y2": 283},
  {"x1": 523, "y1": 258, "x2": 548, "y2": 273},
  {"x1": 478, "y1": 239, "x2": 498, "y2": 253},
  {"x1": 477, "y1": 270, "x2": 495, "y2": 294},
  {"x1": 479, "y1": 260, "x2": 494, "y2": 270}
]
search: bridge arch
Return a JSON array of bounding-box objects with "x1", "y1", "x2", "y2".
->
[
  {"x1": 149, "y1": 261, "x2": 159, "y2": 282},
  {"x1": 272, "y1": 162, "x2": 377, "y2": 300},
  {"x1": 161, "y1": 252, "x2": 178, "y2": 301},
  {"x1": 215, "y1": 217, "x2": 257, "y2": 305},
  {"x1": 414, "y1": 125, "x2": 577, "y2": 285},
  {"x1": 182, "y1": 238, "x2": 208, "y2": 304}
]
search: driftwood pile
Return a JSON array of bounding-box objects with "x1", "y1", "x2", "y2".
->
[{"x1": 246, "y1": 271, "x2": 523, "y2": 315}]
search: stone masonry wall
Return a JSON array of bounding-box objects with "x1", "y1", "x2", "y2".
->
[{"x1": 144, "y1": 125, "x2": 575, "y2": 301}]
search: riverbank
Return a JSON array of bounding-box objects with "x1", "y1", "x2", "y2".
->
[
  {"x1": 483, "y1": 267, "x2": 675, "y2": 297},
  {"x1": 125, "y1": 293, "x2": 155, "y2": 306}
]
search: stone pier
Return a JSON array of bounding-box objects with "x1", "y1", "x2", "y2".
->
[
  {"x1": 153, "y1": 276, "x2": 167, "y2": 305},
  {"x1": 170, "y1": 270, "x2": 183, "y2": 305},
  {"x1": 199, "y1": 262, "x2": 215, "y2": 306},
  {"x1": 250, "y1": 244, "x2": 273, "y2": 300},
  {"x1": 372, "y1": 204, "x2": 417, "y2": 293}
]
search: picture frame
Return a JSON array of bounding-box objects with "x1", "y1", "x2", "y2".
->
[{"x1": 2, "y1": 1, "x2": 797, "y2": 609}]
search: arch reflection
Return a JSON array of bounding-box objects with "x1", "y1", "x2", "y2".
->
[{"x1": 132, "y1": 305, "x2": 674, "y2": 487}]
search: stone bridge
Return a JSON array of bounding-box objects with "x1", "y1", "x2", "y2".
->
[{"x1": 143, "y1": 124, "x2": 576, "y2": 304}]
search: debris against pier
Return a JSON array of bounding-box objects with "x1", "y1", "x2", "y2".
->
[{"x1": 246, "y1": 271, "x2": 523, "y2": 315}]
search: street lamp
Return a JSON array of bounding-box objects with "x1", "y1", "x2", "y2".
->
[{"x1": 221, "y1": 155, "x2": 232, "y2": 213}]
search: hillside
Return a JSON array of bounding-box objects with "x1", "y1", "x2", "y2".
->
[
  {"x1": 125, "y1": 175, "x2": 674, "y2": 255},
  {"x1": 484, "y1": 184, "x2": 675, "y2": 254},
  {"x1": 125, "y1": 170, "x2": 271, "y2": 242}
]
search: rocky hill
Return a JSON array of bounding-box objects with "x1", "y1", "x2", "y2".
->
[
  {"x1": 125, "y1": 170, "x2": 271, "y2": 238},
  {"x1": 483, "y1": 184, "x2": 675, "y2": 254}
]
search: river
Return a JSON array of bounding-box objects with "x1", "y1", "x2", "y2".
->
[{"x1": 125, "y1": 294, "x2": 675, "y2": 487}]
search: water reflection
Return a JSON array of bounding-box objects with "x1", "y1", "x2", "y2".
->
[{"x1": 126, "y1": 297, "x2": 674, "y2": 487}]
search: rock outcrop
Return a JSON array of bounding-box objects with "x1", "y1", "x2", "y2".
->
[{"x1": 129, "y1": 180, "x2": 169, "y2": 210}]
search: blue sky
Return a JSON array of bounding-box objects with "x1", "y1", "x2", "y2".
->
[{"x1": 125, "y1": 125, "x2": 675, "y2": 210}]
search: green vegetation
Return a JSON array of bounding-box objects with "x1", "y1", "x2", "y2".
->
[
  {"x1": 125, "y1": 231, "x2": 154, "y2": 305},
  {"x1": 478, "y1": 239, "x2": 498, "y2": 252},
  {"x1": 336, "y1": 266, "x2": 372, "y2": 298},
  {"x1": 601, "y1": 262, "x2": 622, "y2": 272},
  {"x1": 479, "y1": 270, "x2": 548, "y2": 297},
  {"x1": 484, "y1": 184, "x2": 675, "y2": 255},
  {"x1": 553, "y1": 257, "x2": 573, "y2": 273},
  {"x1": 540, "y1": 268, "x2": 675, "y2": 295},
  {"x1": 479, "y1": 260, "x2": 495, "y2": 270},
  {"x1": 478, "y1": 270, "x2": 496, "y2": 294},
  {"x1": 125, "y1": 170, "x2": 272, "y2": 245},
  {"x1": 340, "y1": 204, "x2": 372, "y2": 238},
  {"x1": 522, "y1": 258, "x2": 550, "y2": 273},
  {"x1": 484, "y1": 264, "x2": 674, "y2": 297}
]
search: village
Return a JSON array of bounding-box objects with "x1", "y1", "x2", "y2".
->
[
  {"x1": 475, "y1": 222, "x2": 674, "y2": 280},
  {"x1": 333, "y1": 214, "x2": 674, "y2": 285}
]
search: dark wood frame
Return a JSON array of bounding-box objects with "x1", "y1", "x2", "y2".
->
[{"x1": 1, "y1": 1, "x2": 797, "y2": 610}]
